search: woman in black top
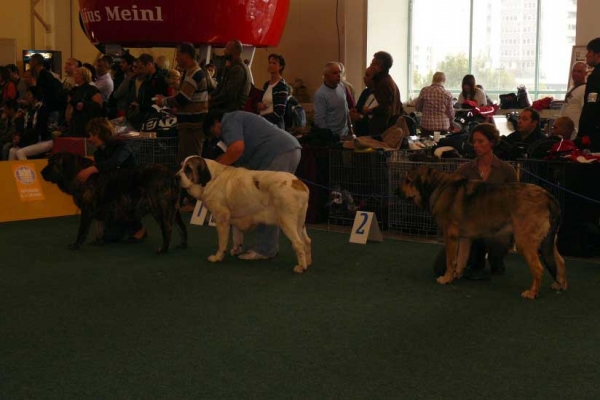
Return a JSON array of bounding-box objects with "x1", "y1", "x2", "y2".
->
[
  {"x1": 257, "y1": 54, "x2": 289, "y2": 129},
  {"x1": 76, "y1": 117, "x2": 146, "y2": 243},
  {"x1": 66, "y1": 67, "x2": 103, "y2": 137}
]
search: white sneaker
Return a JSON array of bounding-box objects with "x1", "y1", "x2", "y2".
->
[{"x1": 238, "y1": 250, "x2": 270, "y2": 260}]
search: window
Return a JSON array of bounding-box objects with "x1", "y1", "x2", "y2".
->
[{"x1": 409, "y1": 0, "x2": 577, "y2": 101}]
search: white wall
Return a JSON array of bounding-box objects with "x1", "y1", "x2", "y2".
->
[
  {"x1": 576, "y1": 0, "x2": 600, "y2": 46},
  {"x1": 366, "y1": 0, "x2": 410, "y2": 100},
  {"x1": 252, "y1": 0, "x2": 364, "y2": 100}
]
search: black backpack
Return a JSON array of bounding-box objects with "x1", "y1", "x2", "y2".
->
[
  {"x1": 499, "y1": 93, "x2": 518, "y2": 109},
  {"x1": 141, "y1": 105, "x2": 178, "y2": 137}
]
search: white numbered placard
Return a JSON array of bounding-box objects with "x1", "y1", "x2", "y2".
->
[
  {"x1": 349, "y1": 211, "x2": 383, "y2": 244},
  {"x1": 190, "y1": 200, "x2": 208, "y2": 225}
]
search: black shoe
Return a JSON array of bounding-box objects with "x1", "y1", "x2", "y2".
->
[
  {"x1": 491, "y1": 265, "x2": 506, "y2": 276},
  {"x1": 464, "y1": 268, "x2": 491, "y2": 281}
]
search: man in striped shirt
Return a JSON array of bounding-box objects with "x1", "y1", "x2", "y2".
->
[{"x1": 155, "y1": 42, "x2": 209, "y2": 162}]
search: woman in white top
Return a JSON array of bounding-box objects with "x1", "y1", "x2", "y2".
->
[
  {"x1": 457, "y1": 74, "x2": 487, "y2": 107},
  {"x1": 257, "y1": 54, "x2": 289, "y2": 129}
]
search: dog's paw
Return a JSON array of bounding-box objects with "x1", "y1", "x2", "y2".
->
[
  {"x1": 293, "y1": 265, "x2": 307, "y2": 274},
  {"x1": 230, "y1": 245, "x2": 243, "y2": 256},
  {"x1": 68, "y1": 243, "x2": 81, "y2": 250},
  {"x1": 436, "y1": 275, "x2": 453, "y2": 285},
  {"x1": 208, "y1": 254, "x2": 224, "y2": 263},
  {"x1": 520, "y1": 290, "x2": 539, "y2": 299}
]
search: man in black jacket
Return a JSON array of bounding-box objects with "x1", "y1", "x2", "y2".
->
[
  {"x1": 209, "y1": 40, "x2": 251, "y2": 113},
  {"x1": 127, "y1": 53, "x2": 169, "y2": 130},
  {"x1": 578, "y1": 37, "x2": 600, "y2": 151},
  {"x1": 505, "y1": 107, "x2": 546, "y2": 145},
  {"x1": 29, "y1": 53, "x2": 66, "y2": 125}
]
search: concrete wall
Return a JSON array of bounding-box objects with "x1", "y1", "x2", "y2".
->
[{"x1": 251, "y1": 0, "x2": 367, "y2": 100}]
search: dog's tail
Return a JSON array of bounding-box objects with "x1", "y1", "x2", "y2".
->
[{"x1": 539, "y1": 194, "x2": 561, "y2": 280}]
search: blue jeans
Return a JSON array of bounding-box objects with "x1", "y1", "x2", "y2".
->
[{"x1": 253, "y1": 148, "x2": 302, "y2": 257}]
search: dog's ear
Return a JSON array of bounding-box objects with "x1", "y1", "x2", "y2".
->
[{"x1": 195, "y1": 158, "x2": 212, "y2": 186}]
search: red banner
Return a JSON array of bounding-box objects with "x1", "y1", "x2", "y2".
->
[{"x1": 78, "y1": 0, "x2": 290, "y2": 48}]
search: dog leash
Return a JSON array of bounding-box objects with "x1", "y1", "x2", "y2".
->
[
  {"x1": 298, "y1": 177, "x2": 398, "y2": 199},
  {"x1": 519, "y1": 168, "x2": 600, "y2": 205}
]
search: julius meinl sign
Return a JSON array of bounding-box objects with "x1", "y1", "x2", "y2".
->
[{"x1": 80, "y1": 5, "x2": 164, "y2": 23}]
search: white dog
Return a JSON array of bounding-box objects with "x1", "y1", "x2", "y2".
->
[{"x1": 177, "y1": 156, "x2": 312, "y2": 273}]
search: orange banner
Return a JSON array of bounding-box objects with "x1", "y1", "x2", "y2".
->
[
  {"x1": 11, "y1": 163, "x2": 45, "y2": 202},
  {"x1": 1, "y1": 160, "x2": 79, "y2": 223}
]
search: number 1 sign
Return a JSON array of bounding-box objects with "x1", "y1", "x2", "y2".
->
[
  {"x1": 349, "y1": 211, "x2": 383, "y2": 244},
  {"x1": 190, "y1": 201, "x2": 208, "y2": 225}
]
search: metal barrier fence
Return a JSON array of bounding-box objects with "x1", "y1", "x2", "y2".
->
[
  {"x1": 328, "y1": 149, "x2": 393, "y2": 229},
  {"x1": 518, "y1": 160, "x2": 566, "y2": 217},
  {"x1": 327, "y1": 149, "x2": 433, "y2": 230},
  {"x1": 388, "y1": 158, "x2": 469, "y2": 237},
  {"x1": 327, "y1": 148, "x2": 565, "y2": 239},
  {"x1": 124, "y1": 137, "x2": 179, "y2": 171}
]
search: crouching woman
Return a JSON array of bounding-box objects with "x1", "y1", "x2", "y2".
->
[
  {"x1": 434, "y1": 123, "x2": 517, "y2": 279},
  {"x1": 76, "y1": 117, "x2": 147, "y2": 243}
]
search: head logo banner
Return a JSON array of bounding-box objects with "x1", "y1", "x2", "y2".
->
[{"x1": 12, "y1": 163, "x2": 45, "y2": 202}]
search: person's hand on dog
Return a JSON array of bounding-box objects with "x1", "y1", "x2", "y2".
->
[
  {"x1": 76, "y1": 102, "x2": 84, "y2": 111},
  {"x1": 76, "y1": 166, "x2": 99, "y2": 183}
]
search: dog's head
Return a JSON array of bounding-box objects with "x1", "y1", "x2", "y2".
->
[
  {"x1": 41, "y1": 152, "x2": 94, "y2": 193},
  {"x1": 397, "y1": 166, "x2": 440, "y2": 209},
  {"x1": 177, "y1": 156, "x2": 212, "y2": 197}
]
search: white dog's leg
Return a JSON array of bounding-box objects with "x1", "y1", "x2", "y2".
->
[
  {"x1": 301, "y1": 225, "x2": 312, "y2": 266},
  {"x1": 454, "y1": 238, "x2": 472, "y2": 278},
  {"x1": 230, "y1": 226, "x2": 244, "y2": 256},
  {"x1": 208, "y1": 215, "x2": 230, "y2": 262},
  {"x1": 280, "y1": 221, "x2": 308, "y2": 273}
]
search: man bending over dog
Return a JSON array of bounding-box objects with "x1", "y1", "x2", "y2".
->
[{"x1": 203, "y1": 110, "x2": 302, "y2": 260}]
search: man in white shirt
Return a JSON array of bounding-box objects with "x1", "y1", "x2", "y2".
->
[
  {"x1": 94, "y1": 56, "x2": 114, "y2": 104},
  {"x1": 560, "y1": 61, "x2": 587, "y2": 137},
  {"x1": 313, "y1": 62, "x2": 349, "y2": 137}
]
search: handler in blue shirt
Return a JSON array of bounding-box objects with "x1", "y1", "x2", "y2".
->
[{"x1": 203, "y1": 110, "x2": 302, "y2": 260}]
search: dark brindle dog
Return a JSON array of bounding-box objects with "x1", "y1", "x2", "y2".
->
[
  {"x1": 41, "y1": 151, "x2": 187, "y2": 253},
  {"x1": 399, "y1": 166, "x2": 567, "y2": 299}
]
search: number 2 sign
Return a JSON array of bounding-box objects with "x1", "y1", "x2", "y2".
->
[{"x1": 349, "y1": 211, "x2": 383, "y2": 244}]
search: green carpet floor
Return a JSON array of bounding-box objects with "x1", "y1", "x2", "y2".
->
[{"x1": 2, "y1": 216, "x2": 600, "y2": 399}]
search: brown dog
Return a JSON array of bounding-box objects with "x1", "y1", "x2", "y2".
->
[
  {"x1": 399, "y1": 166, "x2": 567, "y2": 299},
  {"x1": 177, "y1": 156, "x2": 312, "y2": 273},
  {"x1": 41, "y1": 151, "x2": 187, "y2": 253}
]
